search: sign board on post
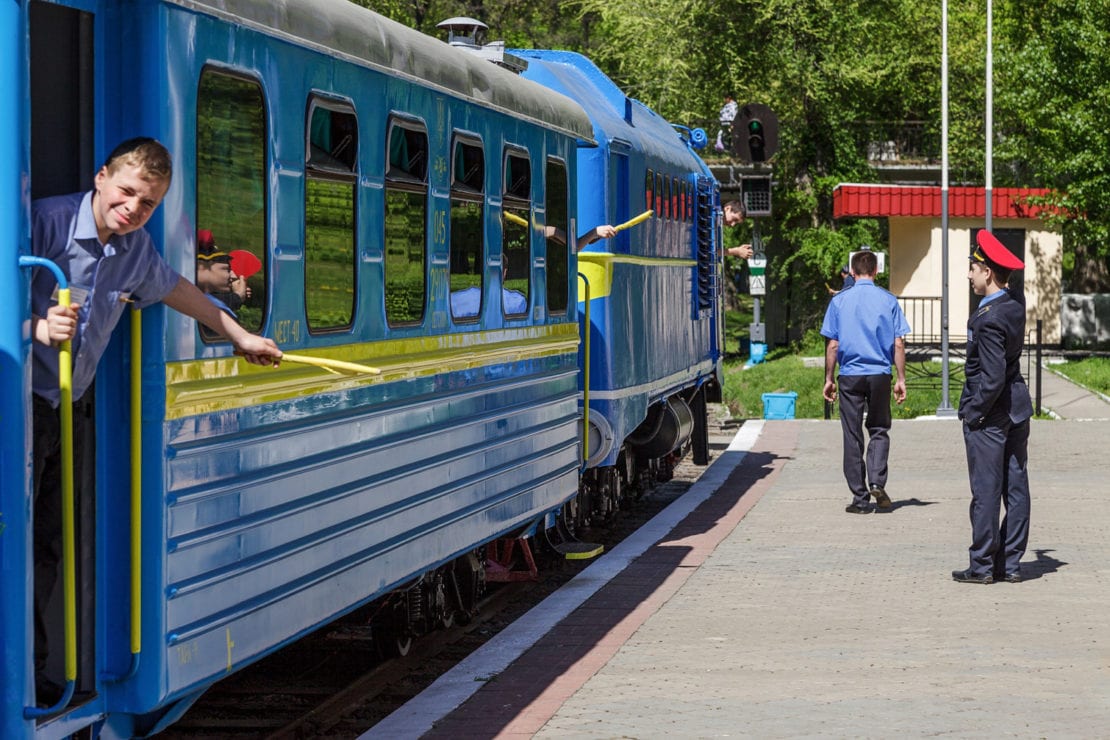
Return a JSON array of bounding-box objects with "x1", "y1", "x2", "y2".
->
[{"x1": 748, "y1": 255, "x2": 767, "y2": 296}]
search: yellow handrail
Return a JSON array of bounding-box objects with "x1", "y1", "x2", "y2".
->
[
  {"x1": 21, "y1": 258, "x2": 78, "y2": 716},
  {"x1": 57, "y1": 287, "x2": 77, "y2": 688},
  {"x1": 101, "y1": 308, "x2": 143, "y2": 684},
  {"x1": 130, "y1": 308, "x2": 142, "y2": 654},
  {"x1": 577, "y1": 273, "x2": 591, "y2": 467}
]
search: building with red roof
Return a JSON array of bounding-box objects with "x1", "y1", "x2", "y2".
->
[{"x1": 833, "y1": 184, "x2": 1061, "y2": 343}]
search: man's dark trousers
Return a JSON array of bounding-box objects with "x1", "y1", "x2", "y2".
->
[
  {"x1": 838, "y1": 374, "x2": 892, "y2": 506},
  {"x1": 32, "y1": 389, "x2": 94, "y2": 678},
  {"x1": 963, "y1": 415, "x2": 1030, "y2": 576}
]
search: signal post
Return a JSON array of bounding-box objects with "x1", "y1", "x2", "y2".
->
[{"x1": 731, "y1": 103, "x2": 777, "y2": 365}]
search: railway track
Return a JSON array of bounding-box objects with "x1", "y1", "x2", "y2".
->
[{"x1": 162, "y1": 412, "x2": 736, "y2": 739}]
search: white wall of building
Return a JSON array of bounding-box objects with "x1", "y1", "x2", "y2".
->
[{"x1": 888, "y1": 217, "x2": 1061, "y2": 344}]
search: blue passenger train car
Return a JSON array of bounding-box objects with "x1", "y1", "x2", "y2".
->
[
  {"x1": 2, "y1": 1, "x2": 598, "y2": 737},
  {"x1": 516, "y1": 51, "x2": 723, "y2": 521}
]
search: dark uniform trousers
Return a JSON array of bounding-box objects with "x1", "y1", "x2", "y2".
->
[
  {"x1": 963, "y1": 415, "x2": 1030, "y2": 576},
  {"x1": 837, "y1": 373, "x2": 892, "y2": 505}
]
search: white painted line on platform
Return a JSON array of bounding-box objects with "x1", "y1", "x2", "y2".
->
[{"x1": 361, "y1": 420, "x2": 764, "y2": 739}]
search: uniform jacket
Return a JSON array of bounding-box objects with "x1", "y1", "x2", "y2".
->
[{"x1": 959, "y1": 289, "x2": 1034, "y2": 429}]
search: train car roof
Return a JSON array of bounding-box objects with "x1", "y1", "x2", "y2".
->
[
  {"x1": 513, "y1": 50, "x2": 709, "y2": 174},
  {"x1": 169, "y1": 0, "x2": 595, "y2": 144}
]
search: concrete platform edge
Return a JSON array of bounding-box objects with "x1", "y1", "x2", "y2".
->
[{"x1": 360, "y1": 420, "x2": 766, "y2": 739}]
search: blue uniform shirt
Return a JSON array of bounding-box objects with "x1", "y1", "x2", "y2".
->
[
  {"x1": 31, "y1": 191, "x2": 180, "y2": 405},
  {"x1": 820, "y1": 278, "x2": 911, "y2": 376}
]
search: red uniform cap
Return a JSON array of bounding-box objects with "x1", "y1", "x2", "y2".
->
[
  {"x1": 971, "y1": 230, "x2": 1024, "y2": 271},
  {"x1": 196, "y1": 228, "x2": 230, "y2": 263}
]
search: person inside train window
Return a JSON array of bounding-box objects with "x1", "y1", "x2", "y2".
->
[
  {"x1": 544, "y1": 222, "x2": 618, "y2": 251},
  {"x1": 196, "y1": 228, "x2": 243, "y2": 319},
  {"x1": 29, "y1": 137, "x2": 282, "y2": 705},
  {"x1": 722, "y1": 200, "x2": 753, "y2": 259}
]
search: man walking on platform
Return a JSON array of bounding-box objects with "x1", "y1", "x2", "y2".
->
[
  {"x1": 821, "y1": 250, "x2": 910, "y2": 514},
  {"x1": 952, "y1": 230, "x2": 1034, "y2": 585}
]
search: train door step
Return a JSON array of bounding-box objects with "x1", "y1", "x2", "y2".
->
[{"x1": 551, "y1": 541, "x2": 604, "y2": 560}]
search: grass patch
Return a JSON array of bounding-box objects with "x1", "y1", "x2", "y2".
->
[
  {"x1": 1050, "y1": 357, "x2": 1110, "y2": 395},
  {"x1": 722, "y1": 355, "x2": 958, "y2": 420},
  {"x1": 720, "y1": 328, "x2": 963, "y2": 420}
]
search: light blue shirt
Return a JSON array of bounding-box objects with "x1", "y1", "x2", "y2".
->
[
  {"x1": 31, "y1": 191, "x2": 180, "y2": 405},
  {"x1": 820, "y1": 279, "x2": 911, "y2": 376}
]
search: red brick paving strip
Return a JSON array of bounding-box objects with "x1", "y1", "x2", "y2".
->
[{"x1": 424, "y1": 421, "x2": 801, "y2": 738}]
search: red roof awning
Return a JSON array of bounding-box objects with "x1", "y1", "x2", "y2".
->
[{"x1": 833, "y1": 184, "x2": 1052, "y2": 220}]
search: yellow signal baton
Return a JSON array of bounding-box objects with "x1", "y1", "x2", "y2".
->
[{"x1": 614, "y1": 210, "x2": 653, "y2": 232}]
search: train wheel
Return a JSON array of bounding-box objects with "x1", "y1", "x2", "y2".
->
[
  {"x1": 390, "y1": 631, "x2": 413, "y2": 658},
  {"x1": 373, "y1": 597, "x2": 415, "y2": 658}
]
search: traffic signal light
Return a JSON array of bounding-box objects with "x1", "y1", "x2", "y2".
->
[
  {"x1": 732, "y1": 103, "x2": 778, "y2": 164},
  {"x1": 747, "y1": 119, "x2": 766, "y2": 161}
]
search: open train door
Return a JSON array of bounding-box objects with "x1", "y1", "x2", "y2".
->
[
  {"x1": 0, "y1": 1, "x2": 32, "y2": 736},
  {"x1": 27, "y1": 0, "x2": 99, "y2": 715}
]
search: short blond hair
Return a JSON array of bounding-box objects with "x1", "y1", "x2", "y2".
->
[{"x1": 103, "y1": 137, "x2": 173, "y2": 183}]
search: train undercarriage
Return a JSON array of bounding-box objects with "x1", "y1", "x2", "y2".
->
[{"x1": 368, "y1": 383, "x2": 717, "y2": 653}]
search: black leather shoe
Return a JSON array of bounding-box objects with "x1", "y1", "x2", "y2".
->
[
  {"x1": 869, "y1": 485, "x2": 892, "y2": 508},
  {"x1": 1001, "y1": 572, "x2": 1022, "y2": 583},
  {"x1": 952, "y1": 568, "x2": 994, "y2": 584},
  {"x1": 845, "y1": 502, "x2": 873, "y2": 514}
]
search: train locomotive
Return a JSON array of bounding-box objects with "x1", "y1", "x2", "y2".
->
[
  {"x1": 0, "y1": 1, "x2": 723, "y2": 737},
  {"x1": 514, "y1": 49, "x2": 723, "y2": 527}
]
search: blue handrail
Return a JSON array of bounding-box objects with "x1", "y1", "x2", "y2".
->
[{"x1": 19, "y1": 256, "x2": 78, "y2": 719}]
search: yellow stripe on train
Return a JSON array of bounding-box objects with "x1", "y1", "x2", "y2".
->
[
  {"x1": 576, "y1": 252, "x2": 698, "y2": 302},
  {"x1": 164, "y1": 324, "x2": 579, "y2": 420}
]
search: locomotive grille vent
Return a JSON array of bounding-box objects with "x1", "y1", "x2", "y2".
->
[{"x1": 695, "y1": 177, "x2": 716, "y2": 313}]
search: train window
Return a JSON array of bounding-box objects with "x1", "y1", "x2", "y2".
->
[
  {"x1": 502, "y1": 151, "x2": 530, "y2": 316},
  {"x1": 305, "y1": 100, "x2": 357, "y2": 332},
  {"x1": 610, "y1": 153, "x2": 630, "y2": 224},
  {"x1": 196, "y1": 69, "x2": 267, "y2": 339},
  {"x1": 449, "y1": 137, "x2": 484, "y2": 322},
  {"x1": 385, "y1": 120, "x2": 429, "y2": 326},
  {"x1": 655, "y1": 172, "x2": 664, "y2": 218},
  {"x1": 307, "y1": 101, "x2": 357, "y2": 172},
  {"x1": 663, "y1": 177, "x2": 671, "y2": 220},
  {"x1": 672, "y1": 177, "x2": 680, "y2": 221},
  {"x1": 644, "y1": 169, "x2": 653, "y2": 212},
  {"x1": 545, "y1": 158, "x2": 569, "y2": 315}
]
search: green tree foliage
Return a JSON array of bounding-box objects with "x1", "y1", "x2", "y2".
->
[
  {"x1": 351, "y1": 0, "x2": 1110, "y2": 321},
  {"x1": 683, "y1": 0, "x2": 949, "y2": 334},
  {"x1": 994, "y1": 0, "x2": 1110, "y2": 290},
  {"x1": 351, "y1": 0, "x2": 602, "y2": 52}
]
